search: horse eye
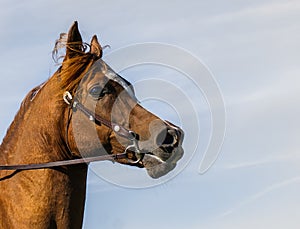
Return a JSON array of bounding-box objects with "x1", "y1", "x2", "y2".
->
[
  {"x1": 89, "y1": 85, "x2": 110, "y2": 99},
  {"x1": 89, "y1": 85, "x2": 102, "y2": 97}
]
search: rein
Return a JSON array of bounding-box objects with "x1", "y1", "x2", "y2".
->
[
  {"x1": 0, "y1": 91, "x2": 144, "y2": 171},
  {"x1": 0, "y1": 153, "x2": 128, "y2": 171}
]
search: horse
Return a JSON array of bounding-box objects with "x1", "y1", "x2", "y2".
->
[{"x1": 0, "y1": 22, "x2": 184, "y2": 228}]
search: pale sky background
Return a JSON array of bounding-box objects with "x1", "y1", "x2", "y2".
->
[{"x1": 1, "y1": 0, "x2": 300, "y2": 228}]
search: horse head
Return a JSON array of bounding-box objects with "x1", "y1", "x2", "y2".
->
[{"x1": 59, "y1": 22, "x2": 184, "y2": 178}]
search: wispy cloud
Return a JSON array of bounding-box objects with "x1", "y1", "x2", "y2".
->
[
  {"x1": 208, "y1": 1, "x2": 300, "y2": 24},
  {"x1": 221, "y1": 175, "x2": 300, "y2": 217},
  {"x1": 224, "y1": 152, "x2": 300, "y2": 170}
]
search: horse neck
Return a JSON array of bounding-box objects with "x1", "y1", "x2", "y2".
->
[
  {"x1": 0, "y1": 77, "x2": 88, "y2": 227},
  {"x1": 0, "y1": 78, "x2": 73, "y2": 164}
]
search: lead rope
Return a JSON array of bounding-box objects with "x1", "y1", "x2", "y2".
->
[{"x1": 0, "y1": 153, "x2": 128, "y2": 171}]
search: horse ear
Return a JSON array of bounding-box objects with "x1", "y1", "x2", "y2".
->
[
  {"x1": 90, "y1": 35, "x2": 103, "y2": 58},
  {"x1": 65, "y1": 21, "x2": 83, "y2": 59}
]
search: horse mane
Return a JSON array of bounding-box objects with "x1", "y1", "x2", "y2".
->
[
  {"x1": 52, "y1": 33, "x2": 97, "y2": 96},
  {"x1": 58, "y1": 55, "x2": 96, "y2": 95}
]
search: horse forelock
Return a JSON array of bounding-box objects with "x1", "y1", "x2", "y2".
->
[
  {"x1": 52, "y1": 33, "x2": 89, "y2": 63},
  {"x1": 51, "y1": 32, "x2": 99, "y2": 96}
]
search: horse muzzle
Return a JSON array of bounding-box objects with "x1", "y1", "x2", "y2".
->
[{"x1": 138, "y1": 120, "x2": 184, "y2": 178}]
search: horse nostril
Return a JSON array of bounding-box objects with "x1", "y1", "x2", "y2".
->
[
  {"x1": 163, "y1": 131, "x2": 175, "y2": 145},
  {"x1": 155, "y1": 128, "x2": 177, "y2": 147}
]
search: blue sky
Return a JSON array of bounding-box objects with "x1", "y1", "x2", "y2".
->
[{"x1": 1, "y1": 0, "x2": 300, "y2": 228}]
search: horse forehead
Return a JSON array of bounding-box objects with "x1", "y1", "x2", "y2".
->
[
  {"x1": 91, "y1": 60, "x2": 134, "y2": 93},
  {"x1": 84, "y1": 68, "x2": 128, "y2": 89},
  {"x1": 101, "y1": 61, "x2": 130, "y2": 86},
  {"x1": 83, "y1": 60, "x2": 125, "y2": 84}
]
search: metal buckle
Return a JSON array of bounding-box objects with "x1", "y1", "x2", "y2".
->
[
  {"x1": 124, "y1": 137, "x2": 144, "y2": 164},
  {"x1": 63, "y1": 91, "x2": 73, "y2": 105}
]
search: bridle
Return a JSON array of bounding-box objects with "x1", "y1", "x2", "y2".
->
[
  {"x1": 0, "y1": 91, "x2": 144, "y2": 171},
  {"x1": 63, "y1": 91, "x2": 144, "y2": 163}
]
